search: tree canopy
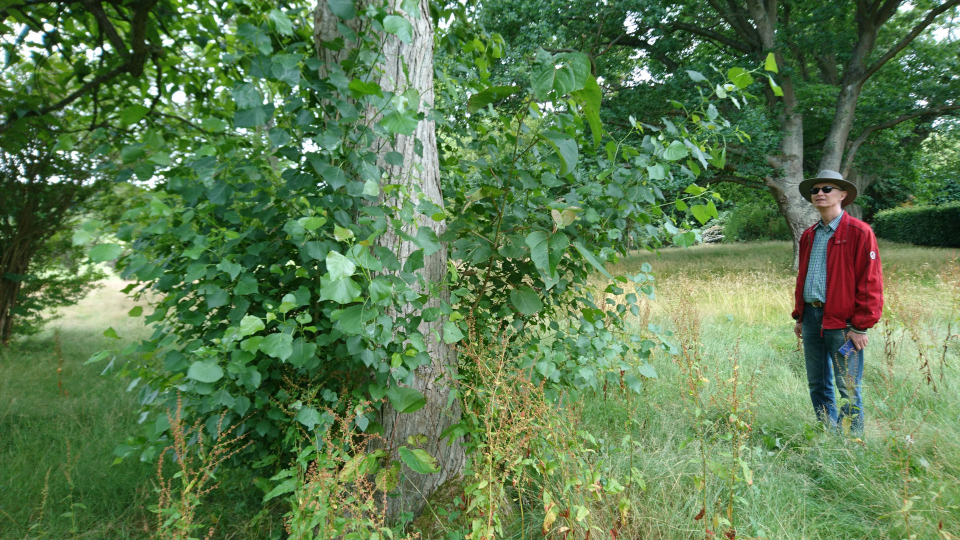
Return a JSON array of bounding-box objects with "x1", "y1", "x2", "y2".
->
[{"x1": 480, "y1": 0, "x2": 960, "y2": 262}]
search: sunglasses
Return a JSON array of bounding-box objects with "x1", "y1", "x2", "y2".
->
[{"x1": 810, "y1": 186, "x2": 842, "y2": 194}]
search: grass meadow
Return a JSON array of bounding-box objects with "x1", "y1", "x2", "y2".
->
[{"x1": 1, "y1": 241, "x2": 958, "y2": 539}]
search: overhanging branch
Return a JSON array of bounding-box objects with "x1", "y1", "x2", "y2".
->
[
  {"x1": 701, "y1": 174, "x2": 767, "y2": 189},
  {"x1": 668, "y1": 21, "x2": 754, "y2": 54},
  {"x1": 861, "y1": 0, "x2": 960, "y2": 83},
  {"x1": 841, "y1": 103, "x2": 960, "y2": 177},
  {"x1": 0, "y1": 0, "x2": 162, "y2": 134}
]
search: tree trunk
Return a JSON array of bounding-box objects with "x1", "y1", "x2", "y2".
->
[
  {"x1": 314, "y1": 0, "x2": 465, "y2": 519},
  {"x1": 0, "y1": 279, "x2": 21, "y2": 345},
  {"x1": 764, "y1": 103, "x2": 817, "y2": 270}
]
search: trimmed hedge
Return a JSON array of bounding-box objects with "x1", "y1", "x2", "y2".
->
[{"x1": 872, "y1": 203, "x2": 960, "y2": 247}]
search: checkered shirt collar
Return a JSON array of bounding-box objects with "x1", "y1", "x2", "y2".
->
[{"x1": 818, "y1": 211, "x2": 844, "y2": 232}]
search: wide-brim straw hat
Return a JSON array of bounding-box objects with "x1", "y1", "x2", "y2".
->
[{"x1": 799, "y1": 170, "x2": 858, "y2": 207}]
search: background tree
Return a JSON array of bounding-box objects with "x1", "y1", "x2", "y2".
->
[
  {"x1": 0, "y1": 127, "x2": 103, "y2": 345},
  {"x1": 312, "y1": 0, "x2": 466, "y2": 514},
  {"x1": 480, "y1": 0, "x2": 960, "y2": 265}
]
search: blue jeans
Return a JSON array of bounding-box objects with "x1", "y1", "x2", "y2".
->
[{"x1": 801, "y1": 304, "x2": 865, "y2": 435}]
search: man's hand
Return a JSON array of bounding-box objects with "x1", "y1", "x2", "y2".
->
[
  {"x1": 794, "y1": 321, "x2": 803, "y2": 339},
  {"x1": 846, "y1": 331, "x2": 869, "y2": 350}
]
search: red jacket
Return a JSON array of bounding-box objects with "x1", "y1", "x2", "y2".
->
[{"x1": 792, "y1": 212, "x2": 884, "y2": 330}]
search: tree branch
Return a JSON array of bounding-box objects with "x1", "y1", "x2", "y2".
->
[
  {"x1": 712, "y1": 0, "x2": 761, "y2": 46},
  {"x1": 77, "y1": 0, "x2": 128, "y2": 57},
  {"x1": 152, "y1": 111, "x2": 210, "y2": 133},
  {"x1": 701, "y1": 173, "x2": 767, "y2": 189},
  {"x1": 668, "y1": 21, "x2": 754, "y2": 54},
  {"x1": 861, "y1": 0, "x2": 960, "y2": 83},
  {"x1": 599, "y1": 33, "x2": 681, "y2": 71},
  {"x1": 0, "y1": 0, "x2": 161, "y2": 134},
  {"x1": 0, "y1": 63, "x2": 128, "y2": 134},
  {"x1": 841, "y1": 103, "x2": 960, "y2": 177}
]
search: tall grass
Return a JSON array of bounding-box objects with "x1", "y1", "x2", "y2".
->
[
  {"x1": 0, "y1": 281, "x2": 278, "y2": 539},
  {"x1": 0, "y1": 281, "x2": 157, "y2": 539},
  {"x1": 2, "y1": 242, "x2": 958, "y2": 539},
  {"x1": 577, "y1": 240, "x2": 960, "y2": 539}
]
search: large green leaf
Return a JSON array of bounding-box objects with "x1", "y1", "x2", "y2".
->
[
  {"x1": 270, "y1": 54, "x2": 301, "y2": 86},
  {"x1": 541, "y1": 131, "x2": 578, "y2": 176},
  {"x1": 120, "y1": 144, "x2": 145, "y2": 163},
  {"x1": 120, "y1": 104, "x2": 150, "y2": 126},
  {"x1": 234, "y1": 274, "x2": 258, "y2": 295},
  {"x1": 320, "y1": 276, "x2": 361, "y2": 304},
  {"x1": 234, "y1": 106, "x2": 270, "y2": 128},
  {"x1": 287, "y1": 337, "x2": 318, "y2": 368},
  {"x1": 398, "y1": 446, "x2": 440, "y2": 474},
  {"x1": 381, "y1": 109, "x2": 418, "y2": 135},
  {"x1": 187, "y1": 360, "x2": 224, "y2": 383},
  {"x1": 442, "y1": 320, "x2": 464, "y2": 344},
  {"x1": 525, "y1": 231, "x2": 550, "y2": 276},
  {"x1": 338, "y1": 304, "x2": 375, "y2": 335},
  {"x1": 727, "y1": 67, "x2": 754, "y2": 89},
  {"x1": 259, "y1": 333, "x2": 293, "y2": 361},
  {"x1": 467, "y1": 86, "x2": 522, "y2": 113},
  {"x1": 326, "y1": 250, "x2": 356, "y2": 280},
  {"x1": 690, "y1": 204, "x2": 710, "y2": 225},
  {"x1": 561, "y1": 52, "x2": 591, "y2": 91},
  {"x1": 552, "y1": 62, "x2": 577, "y2": 95},
  {"x1": 268, "y1": 9, "x2": 293, "y2": 35},
  {"x1": 387, "y1": 386, "x2": 426, "y2": 413},
  {"x1": 531, "y1": 60, "x2": 557, "y2": 101},
  {"x1": 765, "y1": 52, "x2": 779, "y2": 73},
  {"x1": 572, "y1": 242, "x2": 613, "y2": 279},
  {"x1": 663, "y1": 140, "x2": 689, "y2": 161},
  {"x1": 686, "y1": 70, "x2": 708, "y2": 82},
  {"x1": 548, "y1": 232, "x2": 569, "y2": 276},
  {"x1": 205, "y1": 286, "x2": 229, "y2": 309},
  {"x1": 509, "y1": 287, "x2": 543, "y2": 317},
  {"x1": 89, "y1": 243, "x2": 122, "y2": 262},
  {"x1": 238, "y1": 315, "x2": 264, "y2": 338},
  {"x1": 296, "y1": 407, "x2": 322, "y2": 430},
  {"x1": 327, "y1": 0, "x2": 355, "y2": 19},
  {"x1": 383, "y1": 15, "x2": 413, "y2": 43},
  {"x1": 348, "y1": 79, "x2": 383, "y2": 98},
  {"x1": 571, "y1": 77, "x2": 602, "y2": 147},
  {"x1": 232, "y1": 83, "x2": 262, "y2": 109},
  {"x1": 414, "y1": 227, "x2": 441, "y2": 256}
]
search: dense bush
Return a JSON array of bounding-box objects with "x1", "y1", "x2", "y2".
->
[
  {"x1": 931, "y1": 180, "x2": 960, "y2": 206},
  {"x1": 723, "y1": 200, "x2": 792, "y2": 242},
  {"x1": 873, "y1": 203, "x2": 960, "y2": 247}
]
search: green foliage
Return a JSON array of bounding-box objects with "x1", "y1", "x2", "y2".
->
[
  {"x1": 5, "y1": 229, "x2": 105, "y2": 339},
  {"x1": 80, "y1": 0, "x2": 748, "y2": 485},
  {"x1": 931, "y1": 181, "x2": 960, "y2": 206},
  {"x1": 439, "y1": 50, "x2": 747, "y2": 402},
  {"x1": 873, "y1": 203, "x2": 960, "y2": 247},
  {"x1": 0, "y1": 128, "x2": 105, "y2": 343},
  {"x1": 914, "y1": 125, "x2": 960, "y2": 206},
  {"x1": 722, "y1": 197, "x2": 791, "y2": 243}
]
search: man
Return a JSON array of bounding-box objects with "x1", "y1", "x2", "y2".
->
[{"x1": 791, "y1": 170, "x2": 884, "y2": 436}]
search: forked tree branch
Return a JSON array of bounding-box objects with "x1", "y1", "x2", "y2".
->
[
  {"x1": 841, "y1": 103, "x2": 960, "y2": 177},
  {"x1": 861, "y1": 0, "x2": 960, "y2": 84}
]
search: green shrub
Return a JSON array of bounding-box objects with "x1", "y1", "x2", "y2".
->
[
  {"x1": 873, "y1": 203, "x2": 960, "y2": 247},
  {"x1": 723, "y1": 200, "x2": 792, "y2": 242}
]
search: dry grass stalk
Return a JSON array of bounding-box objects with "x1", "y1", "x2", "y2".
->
[{"x1": 155, "y1": 393, "x2": 251, "y2": 539}]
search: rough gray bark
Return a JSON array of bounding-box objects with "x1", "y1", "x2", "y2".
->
[
  {"x1": 314, "y1": 0, "x2": 465, "y2": 518},
  {"x1": 766, "y1": 113, "x2": 817, "y2": 270},
  {"x1": 745, "y1": 0, "x2": 817, "y2": 269}
]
